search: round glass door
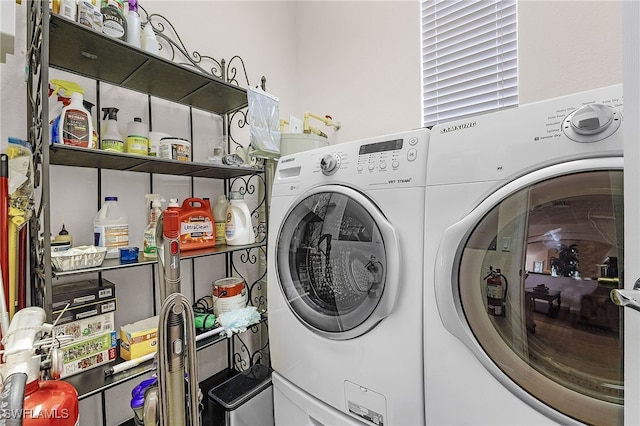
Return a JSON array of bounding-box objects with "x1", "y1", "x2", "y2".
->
[
  {"x1": 458, "y1": 168, "x2": 623, "y2": 425},
  {"x1": 276, "y1": 186, "x2": 398, "y2": 339}
]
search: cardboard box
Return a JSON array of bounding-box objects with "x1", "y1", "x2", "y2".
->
[
  {"x1": 52, "y1": 279, "x2": 116, "y2": 311},
  {"x1": 120, "y1": 316, "x2": 159, "y2": 361},
  {"x1": 53, "y1": 312, "x2": 115, "y2": 340},
  {"x1": 53, "y1": 298, "x2": 117, "y2": 325},
  {"x1": 61, "y1": 347, "x2": 118, "y2": 379},
  {"x1": 61, "y1": 331, "x2": 117, "y2": 365}
]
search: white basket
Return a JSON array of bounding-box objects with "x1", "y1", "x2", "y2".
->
[{"x1": 51, "y1": 246, "x2": 108, "y2": 272}]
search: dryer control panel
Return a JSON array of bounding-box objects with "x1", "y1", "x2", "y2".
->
[{"x1": 273, "y1": 128, "x2": 430, "y2": 196}]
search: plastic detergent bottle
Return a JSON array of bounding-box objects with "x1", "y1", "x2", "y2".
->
[
  {"x1": 225, "y1": 191, "x2": 254, "y2": 245},
  {"x1": 143, "y1": 194, "x2": 164, "y2": 259},
  {"x1": 125, "y1": 0, "x2": 141, "y2": 48},
  {"x1": 101, "y1": 0, "x2": 127, "y2": 41},
  {"x1": 101, "y1": 107, "x2": 124, "y2": 152},
  {"x1": 212, "y1": 194, "x2": 229, "y2": 245},
  {"x1": 126, "y1": 117, "x2": 149, "y2": 155},
  {"x1": 55, "y1": 92, "x2": 93, "y2": 147},
  {"x1": 94, "y1": 196, "x2": 129, "y2": 259}
]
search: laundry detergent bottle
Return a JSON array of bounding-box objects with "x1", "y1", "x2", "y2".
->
[{"x1": 225, "y1": 191, "x2": 254, "y2": 245}]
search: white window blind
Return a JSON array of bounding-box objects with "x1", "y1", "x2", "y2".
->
[{"x1": 422, "y1": 0, "x2": 518, "y2": 126}]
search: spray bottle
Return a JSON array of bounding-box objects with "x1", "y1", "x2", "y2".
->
[
  {"x1": 143, "y1": 194, "x2": 165, "y2": 259},
  {"x1": 83, "y1": 100, "x2": 99, "y2": 149},
  {"x1": 49, "y1": 80, "x2": 85, "y2": 143},
  {"x1": 101, "y1": 107, "x2": 124, "y2": 152},
  {"x1": 54, "y1": 92, "x2": 94, "y2": 147}
]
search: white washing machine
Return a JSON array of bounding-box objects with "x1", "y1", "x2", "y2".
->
[
  {"x1": 424, "y1": 85, "x2": 624, "y2": 425},
  {"x1": 268, "y1": 128, "x2": 430, "y2": 426}
]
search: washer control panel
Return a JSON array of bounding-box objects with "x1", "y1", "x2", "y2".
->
[
  {"x1": 273, "y1": 128, "x2": 430, "y2": 195},
  {"x1": 355, "y1": 135, "x2": 421, "y2": 174}
]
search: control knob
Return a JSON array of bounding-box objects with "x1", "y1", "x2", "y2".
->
[
  {"x1": 320, "y1": 154, "x2": 341, "y2": 175},
  {"x1": 562, "y1": 102, "x2": 621, "y2": 143},
  {"x1": 569, "y1": 103, "x2": 614, "y2": 135}
]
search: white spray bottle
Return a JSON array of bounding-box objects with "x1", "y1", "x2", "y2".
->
[{"x1": 143, "y1": 194, "x2": 165, "y2": 259}]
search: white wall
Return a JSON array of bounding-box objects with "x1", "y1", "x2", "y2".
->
[{"x1": 518, "y1": 0, "x2": 622, "y2": 104}]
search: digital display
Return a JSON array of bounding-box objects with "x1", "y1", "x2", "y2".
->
[{"x1": 359, "y1": 139, "x2": 403, "y2": 155}]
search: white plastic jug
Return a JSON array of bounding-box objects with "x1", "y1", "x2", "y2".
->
[
  {"x1": 94, "y1": 196, "x2": 129, "y2": 258},
  {"x1": 225, "y1": 191, "x2": 255, "y2": 245}
]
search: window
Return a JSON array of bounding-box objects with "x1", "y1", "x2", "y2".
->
[{"x1": 422, "y1": 0, "x2": 518, "y2": 126}]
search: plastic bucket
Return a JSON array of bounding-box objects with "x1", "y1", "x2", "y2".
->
[
  {"x1": 212, "y1": 277, "x2": 247, "y2": 316},
  {"x1": 159, "y1": 137, "x2": 191, "y2": 161}
]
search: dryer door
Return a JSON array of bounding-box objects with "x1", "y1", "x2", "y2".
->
[
  {"x1": 436, "y1": 158, "x2": 624, "y2": 425},
  {"x1": 276, "y1": 185, "x2": 400, "y2": 340}
]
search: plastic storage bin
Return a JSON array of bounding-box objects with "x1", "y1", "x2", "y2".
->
[{"x1": 208, "y1": 364, "x2": 274, "y2": 426}]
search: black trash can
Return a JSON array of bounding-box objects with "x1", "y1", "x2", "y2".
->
[{"x1": 208, "y1": 364, "x2": 274, "y2": 426}]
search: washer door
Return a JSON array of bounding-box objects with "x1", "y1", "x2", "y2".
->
[
  {"x1": 276, "y1": 185, "x2": 400, "y2": 340},
  {"x1": 436, "y1": 158, "x2": 623, "y2": 425}
]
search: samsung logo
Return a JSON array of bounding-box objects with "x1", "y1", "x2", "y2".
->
[
  {"x1": 440, "y1": 121, "x2": 476, "y2": 134},
  {"x1": 281, "y1": 158, "x2": 295, "y2": 163}
]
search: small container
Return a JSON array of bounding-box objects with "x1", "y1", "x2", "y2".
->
[
  {"x1": 126, "y1": 117, "x2": 149, "y2": 156},
  {"x1": 212, "y1": 277, "x2": 247, "y2": 317},
  {"x1": 148, "y1": 131, "x2": 169, "y2": 157},
  {"x1": 119, "y1": 246, "x2": 139, "y2": 262},
  {"x1": 159, "y1": 137, "x2": 191, "y2": 162}
]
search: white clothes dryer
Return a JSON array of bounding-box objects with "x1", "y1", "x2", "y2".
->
[
  {"x1": 268, "y1": 128, "x2": 430, "y2": 426},
  {"x1": 424, "y1": 85, "x2": 624, "y2": 425}
]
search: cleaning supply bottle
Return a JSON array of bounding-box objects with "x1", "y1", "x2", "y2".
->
[
  {"x1": 143, "y1": 194, "x2": 164, "y2": 259},
  {"x1": 212, "y1": 194, "x2": 229, "y2": 245},
  {"x1": 126, "y1": 117, "x2": 149, "y2": 156},
  {"x1": 125, "y1": 0, "x2": 141, "y2": 48},
  {"x1": 141, "y1": 22, "x2": 159, "y2": 54},
  {"x1": 83, "y1": 100, "x2": 99, "y2": 149},
  {"x1": 101, "y1": 107, "x2": 124, "y2": 152},
  {"x1": 101, "y1": 0, "x2": 127, "y2": 41},
  {"x1": 54, "y1": 222, "x2": 73, "y2": 247},
  {"x1": 49, "y1": 80, "x2": 84, "y2": 140},
  {"x1": 55, "y1": 92, "x2": 94, "y2": 147},
  {"x1": 94, "y1": 196, "x2": 129, "y2": 259},
  {"x1": 225, "y1": 191, "x2": 255, "y2": 246},
  {"x1": 177, "y1": 198, "x2": 215, "y2": 250}
]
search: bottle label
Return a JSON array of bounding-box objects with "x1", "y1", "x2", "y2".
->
[
  {"x1": 143, "y1": 229, "x2": 157, "y2": 257},
  {"x1": 62, "y1": 109, "x2": 90, "y2": 147},
  {"x1": 215, "y1": 222, "x2": 226, "y2": 243},
  {"x1": 225, "y1": 211, "x2": 235, "y2": 238},
  {"x1": 94, "y1": 225, "x2": 129, "y2": 248},
  {"x1": 102, "y1": 6, "x2": 126, "y2": 40},
  {"x1": 101, "y1": 138, "x2": 124, "y2": 152},
  {"x1": 126, "y1": 136, "x2": 149, "y2": 155}
]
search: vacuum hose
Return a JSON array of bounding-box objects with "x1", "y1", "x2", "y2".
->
[
  {"x1": 157, "y1": 294, "x2": 199, "y2": 426},
  {"x1": 0, "y1": 372, "x2": 27, "y2": 426}
]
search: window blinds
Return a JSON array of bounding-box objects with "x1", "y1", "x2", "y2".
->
[{"x1": 422, "y1": 0, "x2": 518, "y2": 126}]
